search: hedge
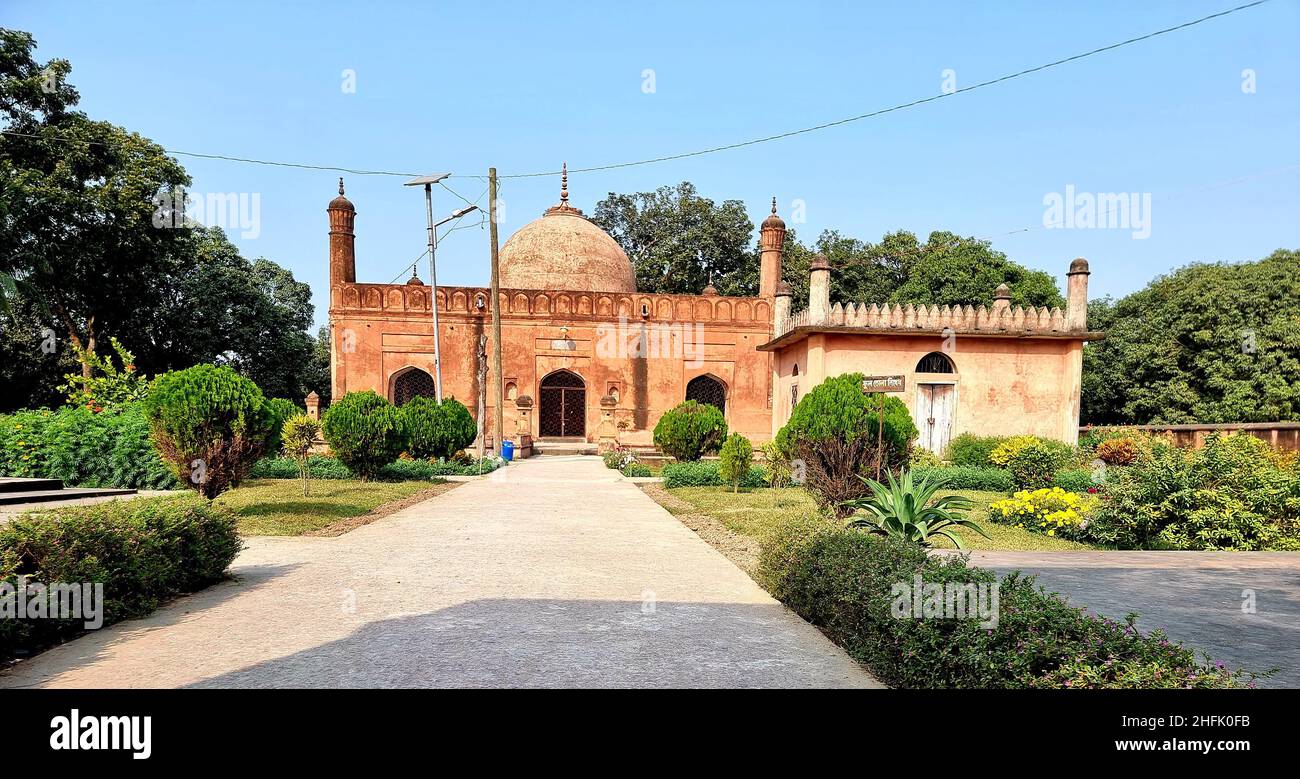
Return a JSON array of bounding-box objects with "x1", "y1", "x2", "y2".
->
[
  {"x1": 249, "y1": 454, "x2": 500, "y2": 480},
  {"x1": 758, "y1": 521, "x2": 1252, "y2": 688},
  {"x1": 0, "y1": 496, "x2": 242, "y2": 661},
  {"x1": 910, "y1": 465, "x2": 1015, "y2": 493},
  {"x1": 0, "y1": 405, "x2": 179, "y2": 490},
  {"x1": 662, "y1": 460, "x2": 766, "y2": 488}
]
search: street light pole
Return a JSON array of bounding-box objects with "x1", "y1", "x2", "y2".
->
[{"x1": 422, "y1": 182, "x2": 444, "y2": 402}]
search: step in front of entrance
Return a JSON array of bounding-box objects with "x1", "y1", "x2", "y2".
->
[{"x1": 532, "y1": 439, "x2": 599, "y2": 457}]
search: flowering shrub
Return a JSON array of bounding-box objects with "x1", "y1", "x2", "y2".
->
[
  {"x1": 989, "y1": 436, "x2": 1041, "y2": 466},
  {"x1": 990, "y1": 487, "x2": 1094, "y2": 538},
  {"x1": 58, "y1": 337, "x2": 149, "y2": 412}
]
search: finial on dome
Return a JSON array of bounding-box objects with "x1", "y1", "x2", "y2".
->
[
  {"x1": 338, "y1": 177, "x2": 345, "y2": 196},
  {"x1": 771, "y1": 197, "x2": 777, "y2": 214},
  {"x1": 560, "y1": 163, "x2": 569, "y2": 204}
]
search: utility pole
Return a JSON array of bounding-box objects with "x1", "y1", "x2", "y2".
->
[
  {"x1": 422, "y1": 182, "x2": 445, "y2": 402},
  {"x1": 488, "y1": 167, "x2": 504, "y2": 454}
]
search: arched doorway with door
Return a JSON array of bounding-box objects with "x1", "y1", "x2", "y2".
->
[
  {"x1": 685, "y1": 374, "x2": 727, "y2": 416},
  {"x1": 391, "y1": 367, "x2": 437, "y2": 406},
  {"x1": 538, "y1": 369, "x2": 586, "y2": 438}
]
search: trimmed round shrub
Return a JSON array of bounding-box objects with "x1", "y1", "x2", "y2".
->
[
  {"x1": 653, "y1": 400, "x2": 727, "y2": 461},
  {"x1": 1006, "y1": 441, "x2": 1067, "y2": 489},
  {"x1": 401, "y1": 396, "x2": 477, "y2": 460},
  {"x1": 776, "y1": 373, "x2": 918, "y2": 517},
  {"x1": 718, "y1": 433, "x2": 754, "y2": 492},
  {"x1": 321, "y1": 391, "x2": 407, "y2": 480},
  {"x1": 142, "y1": 364, "x2": 275, "y2": 498},
  {"x1": 1051, "y1": 467, "x2": 1096, "y2": 493},
  {"x1": 944, "y1": 433, "x2": 1007, "y2": 468}
]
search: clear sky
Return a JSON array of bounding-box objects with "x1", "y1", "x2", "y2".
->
[{"x1": 8, "y1": 0, "x2": 1299, "y2": 328}]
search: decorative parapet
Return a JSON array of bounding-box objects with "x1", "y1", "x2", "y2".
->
[
  {"x1": 331, "y1": 282, "x2": 772, "y2": 327},
  {"x1": 776, "y1": 300, "x2": 1088, "y2": 339}
]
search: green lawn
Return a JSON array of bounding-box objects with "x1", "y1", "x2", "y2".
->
[
  {"x1": 660, "y1": 485, "x2": 1097, "y2": 552},
  {"x1": 215, "y1": 478, "x2": 452, "y2": 536}
]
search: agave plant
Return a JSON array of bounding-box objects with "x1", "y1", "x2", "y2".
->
[{"x1": 841, "y1": 469, "x2": 990, "y2": 548}]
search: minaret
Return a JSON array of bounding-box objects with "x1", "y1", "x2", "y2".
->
[
  {"x1": 809, "y1": 253, "x2": 832, "y2": 324},
  {"x1": 328, "y1": 177, "x2": 356, "y2": 287},
  {"x1": 759, "y1": 197, "x2": 786, "y2": 299},
  {"x1": 1066, "y1": 258, "x2": 1090, "y2": 331}
]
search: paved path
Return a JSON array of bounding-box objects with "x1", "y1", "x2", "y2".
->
[
  {"x1": 958, "y1": 551, "x2": 1300, "y2": 688},
  {"x1": 1, "y1": 456, "x2": 878, "y2": 689}
]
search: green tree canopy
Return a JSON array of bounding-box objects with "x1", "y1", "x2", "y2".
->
[
  {"x1": 591, "y1": 181, "x2": 757, "y2": 295},
  {"x1": 1, "y1": 29, "x2": 319, "y2": 408},
  {"x1": 1081, "y1": 249, "x2": 1300, "y2": 424},
  {"x1": 592, "y1": 181, "x2": 1063, "y2": 310}
]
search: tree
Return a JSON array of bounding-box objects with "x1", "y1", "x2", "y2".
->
[
  {"x1": 718, "y1": 433, "x2": 753, "y2": 493},
  {"x1": 1, "y1": 31, "x2": 319, "y2": 410},
  {"x1": 301, "y1": 325, "x2": 333, "y2": 407},
  {"x1": 1081, "y1": 250, "x2": 1300, "y2": 424},
  {"x1": 0, "y1": 29, "x2": 191, "y2": 382},
  {"x1": 591, "y1": 182, "x2": 757, "y2": 295},
  {"x1": 280, "y1": 413, "x2": 321, "y2": 496}
]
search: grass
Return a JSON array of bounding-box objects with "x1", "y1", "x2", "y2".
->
[
  {"x1": 661, "y1": 486, "x2": 1097, "y2": 552},
  {"x1": 214, "y1": 478, "x2": 451, "y2": 536}
]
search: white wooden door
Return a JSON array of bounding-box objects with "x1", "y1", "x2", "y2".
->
[{"x1": 918, "y1": 384, "x2": 955, "y2": 453}]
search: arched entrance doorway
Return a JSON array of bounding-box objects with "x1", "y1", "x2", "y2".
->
[
  {"x1": 539, "y1": 370, "x2": 586, "y2": 438},
  {"x1": 392, "y1": 367, "x2": 436, "y2": 406},
  {"x1": 685, "y1": 374, "x2": 726, "y2": 415}
]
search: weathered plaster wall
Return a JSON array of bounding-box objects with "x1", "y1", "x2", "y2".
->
[{"x1": 772, "y1": 332, "x2": 1084, "y2": 445}]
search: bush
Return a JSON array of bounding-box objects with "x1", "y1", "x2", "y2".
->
[
  {"x1": 321, "y1": 391, "x2": 407, "y2": 480},
  {"x1": 842, "y1": 470, "x2": 987, "y2": 549},
  {"x1": 662, "y1": 460, "x2": 766, "y2": 489},
  {"x1": 142, "y1": 365, "x2": 276, "y2": 498},
  {"x1": 1085, "y1": 434, "x2": 1299, "y2": 550},
  {"x1": 910, "y1": 465, "x2": 1015, "y2": 492},
  {"x1": 0, "y1": 405, "x2": 179, "y2": 490},
  {"x1": 777, "y1": 373, "x2": 918, "y2": 518},
  {"x1": 1094, "y1": 437, "x2": 1138, "y2": 466},
  {"x1": 248, "y1": 454, "x2": 498, "y2": 480},
  {"x1": 620, "y1": 462, "x2": 653, "y2": 478},
  {"x1": 989, "y1": 435, "x2": 1041, "y2": 466},
  {"x1": 1051, "y1": 467, "x2": 1096, "y2": 493},
  {"x1": 653, "y1": 401, "x2": 727, "y2": 461},
  {"x1": 718, "y1": 433, "x2": 754, "y2": 492},
  {"x1": 908, "y1": 448, "x2": 944, "y2": 468},
  {"x1": 758, "y1": 525, "x2": 1249, "y2": 688},
  {"x1": 401, "y1": 396, "x2": 477, "y2": 460},
  {"x1": 989, "y1": 487, "x2": 1095, "y2": 538},
  {"x1": 263, "y1": 398, "x2": 303, "y2": 456},
  {"x1": 0, "y1": 496, "x2": 242, "y2": 661},
  {"x1": 1006, "y1": 441, "x2": 1070, "y2": 489},
  {"x1": 761, "y1": 440, "x2": 797, "y2": 488},
  {"x1": 945, "y1": 433, "x2": 1006, "y2": 468}
]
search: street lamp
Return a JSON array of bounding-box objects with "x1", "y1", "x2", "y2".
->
[{"x1": 404, "y1": 174, "x2": 478, "y2": 401}]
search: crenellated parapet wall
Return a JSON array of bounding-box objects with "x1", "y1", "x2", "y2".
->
[
  {"x1": 777, "y1": 300, "x2": 1092, "y2": 338},
  {"x1": 331, "y1": 282, "x2": 773, "y2": 328}
]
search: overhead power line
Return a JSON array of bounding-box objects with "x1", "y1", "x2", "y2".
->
[{"x1": 0, "y1": 1, "x2": 1271, "y2": 181}]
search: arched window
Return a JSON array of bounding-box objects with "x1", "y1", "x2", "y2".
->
[
  {"x1": 916, "y1": 352, "x2": 956, "y2": 373},
  {"x1": 686, "y1": 374, "x2": 727, "y2": 415},
  {"x1": 392, "y1": 368, "x2": 436, "y2": 406},
  {"x1": 792, "y1": 363, "x2": 800, "y2": 376}
]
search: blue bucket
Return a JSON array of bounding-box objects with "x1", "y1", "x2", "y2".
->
[{"x1": 501, "y1": 440, "x2": 515, "y2": 462}]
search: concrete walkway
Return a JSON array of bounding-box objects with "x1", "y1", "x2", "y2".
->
[
  {"x1": 0, "y1": 456, "x2": 878, "y2": 689},
  {"x1": 959, "y1": 550, "x2": 1300, "y2": 688}
]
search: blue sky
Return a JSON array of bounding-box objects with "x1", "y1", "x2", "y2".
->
[{"x1": 9, "y1": 0, "x2": 1299, "y2": 328}]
